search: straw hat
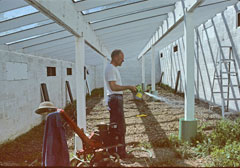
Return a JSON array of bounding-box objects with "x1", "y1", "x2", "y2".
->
[{"x1": 35, "y1": 101, "x2": 57, "y2": 114}]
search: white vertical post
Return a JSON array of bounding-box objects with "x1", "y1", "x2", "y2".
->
[
  {"x1": 184, "y1": 9, "x2": 195, "y2": 121},
  {"x1": 103, "y1": 56, "x2": 107, "y2": 105},
  {"x1": 142, "y1": 54, "x2": 145, "y2": 89},
  {"x1": 75, "y1": 36, "x2": 86, "y2": 151},
  {"x1": 151, "y1": 46, "x2": 156, "y2": 92}
]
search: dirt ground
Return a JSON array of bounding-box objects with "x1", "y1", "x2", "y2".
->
[
  {"x1": 0, "y1": 86, "x2": 224, "y2": 167},
  {"x1": 84, "y1": 86, "x2": 223, "y2": 167}
]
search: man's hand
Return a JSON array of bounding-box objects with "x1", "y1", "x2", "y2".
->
[{"x1": 129, "y1": 86, "x2": 137, "y2": 93}]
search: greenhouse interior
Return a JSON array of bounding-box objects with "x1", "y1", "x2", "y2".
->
[{"x1": 1, "y1": 0, "x2": 240, "y2": 166}]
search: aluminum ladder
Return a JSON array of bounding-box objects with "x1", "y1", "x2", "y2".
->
[{"x1": 209, "y1": 46, "x2": 240, "y2": 117}]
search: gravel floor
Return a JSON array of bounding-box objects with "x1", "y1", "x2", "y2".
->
[
  {"x1": 81, "y1": 86, "x2": 223, "y2": 167},
  {"x1": 0, "y1": 86, "x2": 224, "y2": 166}
]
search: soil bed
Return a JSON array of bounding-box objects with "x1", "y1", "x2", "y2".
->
[{"x1": 0, "y1": 86, "x2": 226, "y2": 166}]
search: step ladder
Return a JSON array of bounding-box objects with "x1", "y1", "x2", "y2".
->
[{"x1": 209, "y1": 46, "x2": 240, "y2": 117}]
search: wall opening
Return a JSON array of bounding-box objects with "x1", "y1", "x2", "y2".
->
[
  {"x1": 47, "y1": 67, "x2": 56, "y2": 76},
  {"x1": 67, "y1": 68, "x2": 72, "y2": 75},
  {"x1": 160, "y1": 53, "x2": 163, "y2": 58},
  {"x1": 173, "y1": 45, "x2": 178, "y2": 52}
]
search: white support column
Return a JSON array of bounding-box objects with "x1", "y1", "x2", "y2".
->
[
  {"x1": 75, "y1": 36, "x2": 86, "y2": 151},
  {"x1": 184, "y1": 8, "x2": 195, "y2": 121},
  {"x1": 178, "y1": 1, "x2": 197, "y2": 142},
  {"x1": 151, "y1": 46, "x2": 156, "y2": 93},
  {"x1": 103, "y1": 56, "x2": 107, "y2": 106},
  {"x1": 142, "y1": 54, "x2": 145, "y2": 91}
]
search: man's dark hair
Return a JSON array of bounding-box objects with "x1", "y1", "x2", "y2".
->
[{"x1": 111, "y1": 49, "x2": 123, "y2": 59}]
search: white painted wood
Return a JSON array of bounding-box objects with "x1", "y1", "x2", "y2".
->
[
  {"x1": 9, "y1": 30, "x2": 71, "y2": 49},
  {"x1": 84, "y1": 0, "x2": 176, "y2": 22},
  {"x1": 0, "y1": 12, "x2": 49, "y2": 33},
  {"x1": 0, "y1": 0, "x2": 28, "y2": 13},
  {"x1": 46, "y1": 47, "x2": 75, "y2": 57},
  {"x1": 101, "y1": 30, "x2": 156, "y2": 43},
  {"x1": 104, "y1": 34, "x2": 152, "y2": 47},
  {"x1": 23, "y1": 36, "x2": 74, "y2": 53},
  {"x1": 25, "y1": 0, "x2": 110, "y2": 58},
  {"x1": 33, "y1": 41, "x2": 73, "y2": 54},
  {"x1": 142, "y1": 55, "x2": 145, "y2": 85},
  {"x1": 74, "y1": 0, "x2": 124, "y2": 11},
  {"x1": 138, "y1": 0, "x2": 238, "y2": 59},
  {"x1": 43, "y1": 46, "x2": 74, "y2": 57},
  {"x1": 151, "y1": 46, "x2": 156, "y2": 92},
  {"x1": 75, "y1": 36, "x2": 86, "y2": 150},
  {"x1": 96, "y1": 22, "x2": 160, "y2": 37},
  {"x1": 184, "y1": 8, "x2": 195, "y2": 121},
  {"x1": 90, "y1": 7, "x2": 172, "y2": 30},
  {"x1": 0, "y1": 22, "x2": 62, "y2": 45},
  {"x1": 95, "y1": 18, "x2": 162, "y2": 34}
]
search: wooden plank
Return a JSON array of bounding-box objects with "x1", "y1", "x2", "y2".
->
[
  {"x1": 174, "y1": 71, "x2": 181, "y2": 93},
  {"x1": 41, "y1": 83, "x2": 50, "y2": 101},
  {"x1": 159, "y1": 72, "x2": 164, "y2": 84},
  {"x1": 66, "y1": 81, "x2": 73, "y2": 104}
]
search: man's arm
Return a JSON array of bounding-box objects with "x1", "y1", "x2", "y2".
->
[{"x1": 109, "y1": 81, "x2": 136, "y2": 92}]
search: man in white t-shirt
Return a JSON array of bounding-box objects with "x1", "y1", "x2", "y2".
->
[{"x1": 105, "y1": 49, "x2": 136, "y2": 159}]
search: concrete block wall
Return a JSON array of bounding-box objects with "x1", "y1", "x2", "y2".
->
[
  {"x1": 159, "y1": 2, "x2": 240, "y2": 112},
  {"x1": 0, "y1": 48, "x2": 77, "y2": 144}
]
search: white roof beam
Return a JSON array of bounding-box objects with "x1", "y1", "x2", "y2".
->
[
  {"x1": 91, "y1": 7, "x2": 171, "y2": 30},
  {"x1": 47, "y1": 47, "x2": 75, "y2": 57},
  {"x1": 22, "y1": 36, "x2": 74, "y2": 53},
  {"x1": 138, "y1": 0, "x2": 239, "y2": 59},
  {"x1": 0, "y1": 22, "x2": 62, "y2": 44},
  {"x1": 96, "y1": 22, "x2": 159, "y2": 37},
  {"x1": 102, "y1": 31, "x2": 153, "y2": 44},
  {"x1": 95, "y1": 15, "x2": 165, "y2": 32},
  {"x1": 0, "y1": 0, "x2": 28, "y2": 13},
  {"x1": 101, "y1": 27, "x2": 158, "y2": 41},
  {"x1": 84, "y1": 0, "x2": 176, "y2": 22},
  {"x1": 25, "y1": 0, "x2": 110, "y2": 57},
  {"x1": 0, "y1": 12, "x2": 49, "y2": 32},
  {"x1": 8, "y1": 30, "x2": 71, "y2": 49},
  {"x1": 73, "y1": 0, "x2": 124, "y2": 12},
  {"x1": 105, "y1": 35, "x2": 151, "y2": 47},
  {"x1": 34, "y1": 42, "x2": 73, "y2": 55}
]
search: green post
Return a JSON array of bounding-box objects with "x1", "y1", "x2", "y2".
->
[{"x1": 179, "y1": 118, "x2": 197, "y2": 142}]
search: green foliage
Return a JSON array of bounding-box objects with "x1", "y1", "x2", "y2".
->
[
  {"x1": 136, "y1": 85, "x2": 143, "y2": 93},
  {"x1": 189, "y1": 118, "x2": 240, "y2": 166},
  {"x1": 163, "y1": 118, "x2": 240, "y2": 166},
  {"x1": 210, "y1": 141, "x2": 240, "y2": 167},
  {"x1": 168, "y1": 133, "x2": 181, "y2": 148}
]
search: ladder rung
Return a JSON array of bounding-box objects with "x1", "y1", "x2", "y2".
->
[
  {"x1": 222, "y1": 72, "x2": 237, "y2": 74},
  {"x1": 213, "y1": 92, "x2": 228, "y2": 93},
  {"x1": 221, "y1": 46, "x2": 232, "y2": 48},
  {"x1": 222, "y1": 85, "x2": 239, "y2": 87},
  {"x1": 224, "y1": 98, "x2": 240, "y2": 100},
  {"x1": 220, "y1": 59, "x2": 235, "y2": 63},
  {"x1": 214, "y1": 77, "x2": 229, "y2": 79}
]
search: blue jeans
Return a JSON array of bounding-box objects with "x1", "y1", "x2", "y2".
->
[{"x1": 107, "y1": 94, "x2": 126, "y2": 155}]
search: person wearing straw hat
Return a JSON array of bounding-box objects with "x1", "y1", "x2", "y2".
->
[{"x1": 105, "y1": 49, "x2": 136, "y2": 159}]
